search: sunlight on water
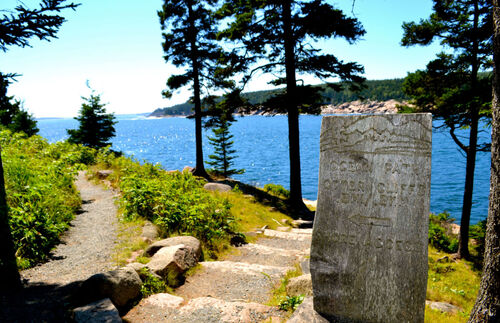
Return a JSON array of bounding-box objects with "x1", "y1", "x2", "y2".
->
[{"x1": 38, "y1": 114, "x2": 490, "y2": 224}]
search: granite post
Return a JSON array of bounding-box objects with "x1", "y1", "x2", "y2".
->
[{"x1": 311, "y1": 114, "x2": 432, "y2": 323}]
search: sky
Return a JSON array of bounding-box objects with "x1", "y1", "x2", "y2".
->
[{"x1": 1, "y1": 0, "x2": 443, "y2": 118}]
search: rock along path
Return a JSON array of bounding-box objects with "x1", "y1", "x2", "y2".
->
[
  {"x1": 21, "y1": 171, "x2": 119, "y2": 285},
  {"x1": 123, "y1": 228, "x2": 312, "y2": 323}
]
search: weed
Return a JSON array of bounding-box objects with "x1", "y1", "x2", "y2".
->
[
  {"x1": 279, "y1": 294, "x2": 305, "y2": 312},
  {"x1": 139, "y1": 268, "x2": 173, "y2": 298}
]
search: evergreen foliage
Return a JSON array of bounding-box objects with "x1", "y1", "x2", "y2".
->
[
  {"x1": 401, "y1": 0, "x2": 492, "y2": 259},
  {"x1": 216, "y1": 0, "x2": 365, "y2": 209},
  {"x1": 67, "y1": 90, "x2": 117, "y2": 149},
  {"x1": 206, "y1": 118, "x2": 244, "y2": 178},
  {"x1": 158, "y1": 0, "x2": 232, "y2": 178},
  {"x1": 0, "y1": 73, "x2": 38, "y2": 137},
  {"x1": 0, "y1": 0, "x2": 79, "y2": 292},
  {"x1": 150, "y1": 78, "x2": 409, "y2": 117}
]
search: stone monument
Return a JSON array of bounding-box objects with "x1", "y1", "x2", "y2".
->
[{"x1": 311, "y1": 114, "x2": 432, "y2": 323}]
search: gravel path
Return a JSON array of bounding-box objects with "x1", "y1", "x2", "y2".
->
[{"x1": 21, "y1": 171, "x2": 119, "y2": 285}]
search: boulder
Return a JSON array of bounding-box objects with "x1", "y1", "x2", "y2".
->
[
  {"x1": 426, "y1": 301, "x2": 461, "y2": 314},
  {"x1": 146, "y1": 245, "x2": 198, "y2": 284},
  {"x1": 203, "y1": 182, "x2": 232, "y2": 192},
  {"x1": 286, "y1": 274, "x2": 312, "y2": 297},
  {"x1": 96, "y1": 170, "x2": 113, "y2": 179},
  {"x1": 291, "y1": 219, "x2": 313, "y2": 228},
  {"x1": 287, "y1": 297, "x2": 329, "y2": 323},
  {"x1": 125, "y1": 262, "x2": 164, "y2": 281},
  {"x1": 141, "y1": 221, "x2": 159, "y2": 240},
  {"x1": 145, "y1": 236, "x2": 202, "y2": 260},
  {"x1": 78, "y1": 267, "x2": 142, "y2": 308},
  {"x1": 73, "y1": 298, "x2": 121, "y2": 323}
]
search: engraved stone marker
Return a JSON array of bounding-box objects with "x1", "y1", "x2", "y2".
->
[{"x1": 311, "y1": 114, "x2": 432, "y2": 323}]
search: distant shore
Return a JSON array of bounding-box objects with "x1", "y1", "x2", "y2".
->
[{"x1": 149, "y1": 100, "x2": 405, "y2": 118}]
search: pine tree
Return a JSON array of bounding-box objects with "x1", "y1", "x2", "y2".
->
[
  {"x1": 67, "y1": 89, "x2": 116, "y2": 149},
  {"x1": 158, "y1": 0, "x2": 231, "y2": 178},
  {"x1": 0, "y1": 0, "x2": 78, "y2": 292},
  {"x1": 216, "y1": 0, "x2": 365, "y2": 212},
  {"x1": 206, "y1": 117, "x2": 244, "y2": 178},
  {"x1": 0, "y1": 73, "x2": 39, "y2": 137},
  {"x1": 467, "y1": 2, "x2": 500, "y2": 321},
  {"x1": 401, "y1": 0, "x2": 492, "y2": 259}
]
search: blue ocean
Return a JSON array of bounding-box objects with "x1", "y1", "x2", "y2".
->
[{"x1": 37, "y1": 114, "x2": 491, "y2": 225}]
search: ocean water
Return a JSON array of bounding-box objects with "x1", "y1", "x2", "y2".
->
[{"x1": 37, "y1": 114, "x2": 491, "y2": 225}]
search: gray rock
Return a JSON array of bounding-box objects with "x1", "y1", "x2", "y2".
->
[
  {"x1": 145, "y1": 236, "x2": 202, "y2": 260},
  {"x1": 73, "y1": 298, "x2": 121, "y2": 323},
  {"x1": 141, "y1": 221, "x2": 158, "y2": 240},
  {"x1": 203, "y1": 182, "x2": 232, "y2": 192},
  {"x1": 286, "y1": 274, "x2": 312, "y2": 297},
  {"x1": 146, "y1": 245, "x2": 198, "y2": 284},
  {"x1": 299, "y1": 257, "x2": 310, "y2": 274},
  {"x1": 182, "y1": 166, "x2": 194, "y2": 173},
  {"x1": 311, "y1": 114, "x2": 432, "y2": 323},
  {"x1": 79, "y1": 267, "x2": 142, "y2": 308},
  {"x1": 287, "y1": 297, "x2": 328, "y2": 323},
  {"x1": 96, "y1": 170, "x2": 113, "y2": 179},
  {"x1": 426, "y1": 301, "x2": 461, "y2": 314},
  {"x1": 291, "y1": 219, "x2": 313, "y2": 228},
  {"x1": 125, "y1": 262, "x2": 163, "y2": 281}
]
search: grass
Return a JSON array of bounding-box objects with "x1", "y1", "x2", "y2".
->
[
  {"x1": 112, "y1": 216, "x2": 149, "y2": 266},
  {"x1": 267, "y1": 263, "x2": 303, "y2": 307},
  {"x1": 425, "y1": 246, "x2": 481, "y2": 322}
]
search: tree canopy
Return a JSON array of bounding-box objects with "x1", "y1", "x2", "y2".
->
[
  {"x1": 0, "y1": 0, "x2": 78, "y2": 292},
  {"x1": 401, "y1": 0, "x2": 492, "y2": 259},
  {"x1": 216, "y1": 0, "x2": 365, "y2": 212},
  {"x1": 67, "y1": 89, "x2": 116, "y2": 149},
  {"x1": 158, "y1": 0, "x2": 232, "y2": 178}
]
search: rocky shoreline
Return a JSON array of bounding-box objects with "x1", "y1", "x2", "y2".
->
[{"x1": 151, "y1": 100, "x2": 405, "y2": 118}]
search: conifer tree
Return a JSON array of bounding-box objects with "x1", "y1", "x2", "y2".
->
[
  {"x1": 401, "y1": 0, "x2": 492, "y2": 259},
  {"x1": 67, "y1": 88, "x2": 116, "y2": 149},
  {"x1": 206, "y1": 117, "x2": 244, "y2": 178},
  {"x1": 158, "y1": 0, "x2": 231, "y2": 178},
  {"x1": 0, "y1": 73, "x2": 39, "y2": 137},
  {"x1": 0, "y1": 0, "x2": 78, "y2": 292},
  {"x1": 468, "y1": 2, "x2": 500, "y2": 320},
  {"x1": 216, "y1": 0, "x2": 365, "y2": 213}
]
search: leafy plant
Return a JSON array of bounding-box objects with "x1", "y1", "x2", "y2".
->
[
  {"x1": 428, "y1": 212, "x2": 458, "y2": 253},
  {"x1": 279, "y1": 295, "x2": 305, "y2": 312},
  {"x1": 93, "y1": 153, "x2": 239, "y2": 255},
  {"x1": 139, "y1": 268, "x2": 171, "y2": 298},
  {"x1": 0, "y1": 131, "x2": 94, "y2": 268}
]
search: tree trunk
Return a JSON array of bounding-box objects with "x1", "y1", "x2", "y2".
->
[
  {"x1": 467, "y1": 2, "x2": 500, "y2": 320},
  {"x1": 0, "y1": 150, "x2": 22, "y2": 293},
  {"x1": 458, "y1": 112, "x2": 479, "y2": 259},
  {"x1": 282, "y1": 2, "x2": 305, "y2": 211},
  {"x1": 188, "y1": 1, "x2": 208, "y2": 178},
  {"x1": 458, "y1": 0, "x2": 480, "y2": 259}
]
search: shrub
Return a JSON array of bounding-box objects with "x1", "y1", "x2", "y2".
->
[
  {"x1": 1, "y1": 130, "x2": 92, "y2": 268},
  {"x1": 279, "y1": 295, "x2": 305, "y2": 311},
  {"x1": 428, "y1": 212, "x2": 458, "y2": 253},
  {"x1": 95, "y1": 154, "x2": 238, "y2": 253},
  {"x1": 263, "y1": 183, "x2": 290, "y2": 199}
]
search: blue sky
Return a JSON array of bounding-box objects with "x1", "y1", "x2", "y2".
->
[{"x1": 2, "y1": 0, "x2": 442, "y2": 118}]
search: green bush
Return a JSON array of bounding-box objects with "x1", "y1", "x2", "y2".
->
[
  {"x1": 1, "y1": 130, "x2": 93, "y2": 268},
  {"x1": 263, "y1": 183, "x2": 290, "y2": 199},
  {"x1": 428, "y1": 212, "x2": 458, "y2": 253},
  {"x1": 94, "y1": 154, "x2": 238, "y2": 253},
  {"x1": 139, "y1": 268, "x2": 171, "y2": 298},
  {"x1": 279, "y1": 295, "x2": 305, "y2": 312}
]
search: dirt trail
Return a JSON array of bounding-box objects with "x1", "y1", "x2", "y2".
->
[{"x1": 1, "y1": 171, "x2": 119, "y2": 322}]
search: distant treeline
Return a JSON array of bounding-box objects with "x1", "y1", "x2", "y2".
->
[{"x1": 150, "y1": 78, "x2": 408, "y2": 117}]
